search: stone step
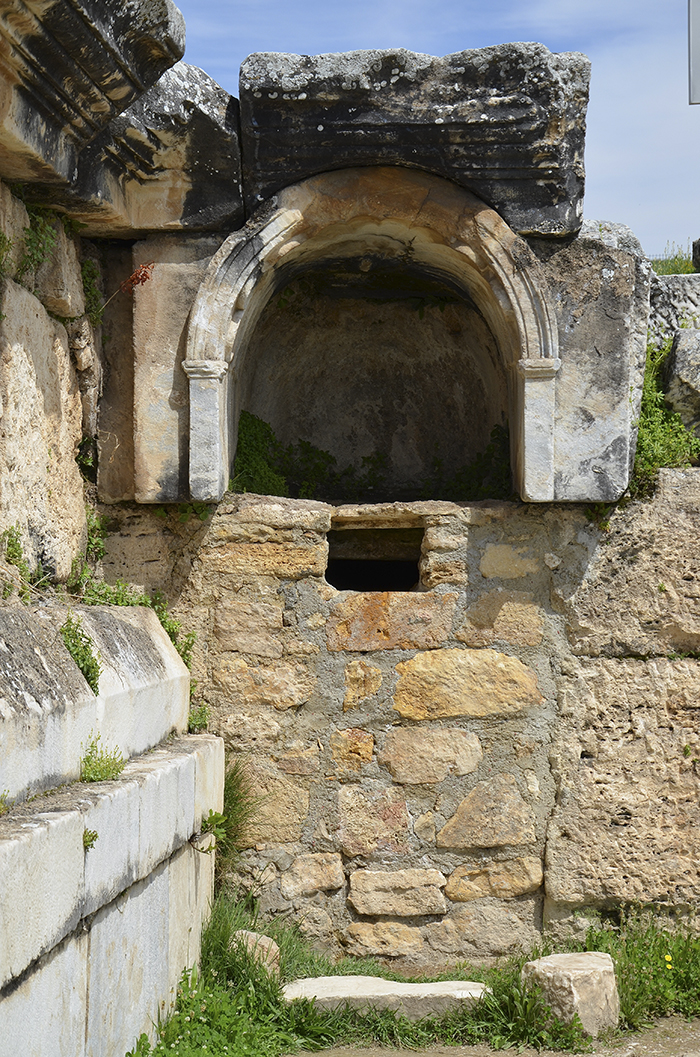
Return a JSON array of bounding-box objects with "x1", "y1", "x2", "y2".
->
[{"x1": 282, "y1": 975, "x2": 485, "y2": 1021}]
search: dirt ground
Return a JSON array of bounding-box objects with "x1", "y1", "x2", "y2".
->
[{"x1": 294, "y1": 1015, "x2": 700, "y2": 1057}]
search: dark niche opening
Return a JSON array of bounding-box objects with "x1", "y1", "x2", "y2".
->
[
  {"x1": 238, "y1": 254, "x2": 510, "y2": 503},
  {"x1": 325, "y1": 527, "x2": 422, "y2": 592}
]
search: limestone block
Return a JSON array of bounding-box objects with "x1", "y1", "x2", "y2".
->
[
  {"x1": 480, "y1": 544, "x2": 541, "y2": 579},
  {"x1": 220, "y1": 706, "x2": 282, "y2": 752},
  {"x1": 379, "y1": 727, "x2": 482, "y2": 784},
  {"x1": 0, "y1": 0, "x2": 185, "y2": 184},
  {"x1": 414, "y1": 811, "x2": 436, "y2": 843},
  {"x1": 0, "y1": 931, "x2": 88, "y2": 1057},
  {"x1": 191, "y1": 734, "x2": 225, "y2": 829},
  {"x1": 521, "y1": 953, "x2": 619, "y2": 1037},
  {"x1": 0, "y1": 280, "x2": 85, "y2": 579},
  {"x1": 280, "y1": 852, "x2": 345, "y2": 899},
  {"x1": 34, "y1": 218, "x2": 85, "y2": 317},
  {"x1": 393, "y1": 649, "x2": 543, "y2": 721},
  {"x1": 212, "y1": 656, "x2": 316, "y2": 710},
  {"x1": 330, "y1": 728, "x2": 374, "y2": 771},
  {"x1": 343, "y1": 659, "x2": 382, "y2": 710},
  {"x1": 343, "y1": 921, "x2": 423, "y2": 958},
  {"x1": 0, "y1": 605, "x2": 191, "y2": 803},
  {"x1": 232, "y1": 930, "x2": 281, "y2": 974},
  {"x1": 348, "y1": 868, "x2": 447, "y2": 916},
  {"x1": 664, "y1": 328, "x2": 700, "y2": 432},
  {"x1": 230, "y1": 493, "x2": 333, "y2": 533},
  {"x1": 276, "y1": 743, "x2": 320, "y2": 775},
  {"x1": 327, "y1": 591, "x2": 457, "y2": 651},
  {"x1": 650, "y1": 274, "x2": 700, "y2": 337},
  {"x1": 539, "y1": 233, "x2": 650, "y2": 501},
  {"x1": 128, "y1": 747, "x2": 196, "y2": 879},
  {"x1": 64, "y1": 63, "x2": 243, "y2": 235},
  {"x1": 445, "y1": 857, "x2": 543, "y2": 901},
  {"x1": 132, "y1": 235, "x2": 224, "y2": 502},
  {"x1": 213, "y1": 600, "x2": 284, "y2": 656},
  {"x1": 244, "y1": 765, "x2": 310, "y2": 845},
  {"x1": 240, "y1": 44, "x2": 589, "y2": 236},
  {"x1": 426, "y1": 901, "x2": 540, "y2": 957},
  {"x1": 0, "y1": 181, "x2": 29, "y2": 280},
  {"x1": 437, "y1": 774, "x2": 536, "y2": 848},
  {"x1": 559, "y1": 471, "x2": 700, "y2": 657},
  {"x1": 0, "y1": 809, "x2": 84, "y2": 989},
  {"x1": 85, "y1": 862, "x2": 170, "y2": 1057},
  {"x1": 81, "y1": 777, "x2": 142, "y2": 918},
  {"x1": 457, "y1": 589, "x2": 544, "y2": 647},
  {"x1": 200, "y1": 540, "x2": 328, "y2": 580},
  {"x1": 338, "y1": 785, "x2": 409, "y2": 856},
  {"x1": 546, "y1": 655, "x2": 700, "y2": 905},
  {"x1": 420, "y1": 555, "x2": 468, "y2": 588},
  {"x1": 298, "y1": 905, "x2": 334, "y2": 943},
  {"x1": 283, "y1": 975, "x2": 485, "y2": 1021},
  {"x1": 167, "y1": 839, "x2": 215, "y2": 999}
]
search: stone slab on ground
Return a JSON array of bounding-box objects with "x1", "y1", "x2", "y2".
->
[{"x1": 282, "y1": 976, "x2": 485, "y2": 1021}]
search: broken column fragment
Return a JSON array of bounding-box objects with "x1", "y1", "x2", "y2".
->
[
  {"x1": 239, "y1": 44, "x2": 590, "y2": 236},
  {"x1": 0, "y1": 0, "x2": 185, "y2": 184}
]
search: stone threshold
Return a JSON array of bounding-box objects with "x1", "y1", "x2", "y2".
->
[{"x1": 282, "y1": 975, "x2": 485, "y2": 1021}]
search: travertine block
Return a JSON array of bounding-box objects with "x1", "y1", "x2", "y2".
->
[
  {"x1": 457, "y1": 589, "x2": 544, "y2": 647},
  {"x1": 244, "y1": 765, "x2": 310, "y2": 845},
  {"x1": 213, "y1": 600, "x2": 284, "y2": 656},
  {"x1": 212, "y1": 657, "x2": 316, "y2": 710},
  {"x1": 280, "y1": 852, "x2": 345, "y2": 899},
  {"x1": 480, "y1": 544, "x2": 541, "y2": 579},
  {"x1": 327, "y1": 591, "x2": 457, "y2": 651},
  {"x1": 445, "y1": 857, "x2": 543, "y2": 901},
  {"x1": 343, "y1": 921, "x2": 423, "y2": 958},
  {"x1": 330, "y1": 728, "x2": 374, "y2": 771},
  {"x1": 200, "y1": 541, "x2": 328, "y2": 579},
  {"x1": 393, "y1": 649, "x2": 543, "y2": 720},
  {"x1": 379, "y1": 728, "x2": 482, "y2": 784},
  {"x1": 231, "y1": 930, "x2": 281, "y2": 974},
  {"x1": 348, "y1": 868, "x2": 447, "y2": 916},
  {"x1": 437, "y1": 774, "x2": 536, "y2": 848},
  {"x1": 521, "y1": 953, "x2": 619, "y2": 1037},
  {"x1": 426, "y1": 901, "x2": 539, "y2": 957},
  {"x1": 338, "y1": 785, "x2": 409, "y2": 856},
  {"x1": 343, "y1": 659, "x2": 382, "y2": 710}
]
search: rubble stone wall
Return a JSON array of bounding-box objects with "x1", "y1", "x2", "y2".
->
[{"x1": 100, "y1": 471, "x2": 700, "y2": 969}]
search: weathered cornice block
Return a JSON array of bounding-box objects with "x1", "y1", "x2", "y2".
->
[
  {"x1": 0, "y1": 0, "x2": 185, "y2": 183},
  {"x1": 240, "y1": 44, "x2": 590, "y2": 237},
  {"x1": 54, "y1": 62, "x2": 243, "y2": 234}
]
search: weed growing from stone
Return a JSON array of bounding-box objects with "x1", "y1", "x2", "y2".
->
[
  {"x1": 81, "y1": 259, "x2": 104, "y2": 327},
  {"x1": 2, "y1": 524, "x2": 31, "y2": 600},
  {"x1": 83, "y1": 828, "x2": 99, "y2": 851},
  {"x1": 630, "y1": 338, "x2": 700, "y2": 497},
  {"x1": 80, "y1": 733, "x2": 124, "y2": 782},
  {"x1": 188, "y1": 701, "x2": 210, "y2": 733},
  {"x1": 16, "y1": 206, "x2": 58, "y2": 284},
  {"x1": 0, "y1": 231, "x2": 13, "y2": 278},
  {"x1": 85, "y1": 505, "x2": 107, "y2": 561},
  {"x1": 0, "y1": 789, "x2": 11, "y2": 816},
  {"x1": 59, "y1": 612, "x2": 101, "y2": 693}
]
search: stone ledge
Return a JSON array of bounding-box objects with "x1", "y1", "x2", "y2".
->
[
  {"x1": 0, "y1": 605, "x2": 190, "y2": 802},
  {"x1": 0, "y1": 734, "x2": 223, "y2": 989},
  {"x1": 282, "y1": 975, "x2": 485, "y2": 1021}
]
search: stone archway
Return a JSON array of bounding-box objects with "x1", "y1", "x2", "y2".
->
[{"x1": 184, "y1": 166, "x2": 560, "y2": 501}]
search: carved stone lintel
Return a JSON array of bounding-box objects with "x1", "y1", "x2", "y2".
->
[{"x1": 0, "y1": 0, "x2": 185, "y2": 184}]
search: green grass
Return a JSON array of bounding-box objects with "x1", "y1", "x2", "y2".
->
[
  {"x1": 126, "y1": 897, "x2": 700, "y2": 1057},
  {"x1": 630, "y1": 337, "x2": 700, "y2": 497},
  {"x1": 650, "y1": 241, "x2": 696, "y2": 275}
]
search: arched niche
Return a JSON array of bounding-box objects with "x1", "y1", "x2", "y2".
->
[{"x1": 184, "y1": 166, "x2": 560, "y2": 502}]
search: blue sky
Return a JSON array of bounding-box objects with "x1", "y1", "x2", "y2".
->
[{"x1": 175, "y1": 0, "x2": 699, "y2": 255}]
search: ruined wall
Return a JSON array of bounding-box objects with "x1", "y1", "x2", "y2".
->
[{"x1": 99, "y1": 471, "x2": 700, "y2": 969}]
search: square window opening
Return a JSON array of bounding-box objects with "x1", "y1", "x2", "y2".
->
[{"x1": 325, "y1": 527, "x2": 423, "y2": 591}]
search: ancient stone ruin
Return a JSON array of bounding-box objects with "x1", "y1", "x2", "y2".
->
[{"x1": 1, "y1": 2, "x2": 700, "y2": 1053}]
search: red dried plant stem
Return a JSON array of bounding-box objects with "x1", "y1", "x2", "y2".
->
[{"x1": 102, "y1": 261, "x2": 155, "y2": 311}]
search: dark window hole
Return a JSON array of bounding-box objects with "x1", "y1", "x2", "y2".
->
[{"x1": 325, "y1": 527, "x2": 423, "y2": 592}]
